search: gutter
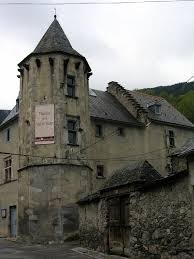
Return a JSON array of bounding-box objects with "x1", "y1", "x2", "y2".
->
[
  {"x1": 150, "y1": 118, "x2": 194, "y2": 130},
  {"x1": 90, "y1": 116, "x2": 144, "y2": 127}
]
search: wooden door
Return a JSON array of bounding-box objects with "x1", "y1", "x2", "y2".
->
[{"x1": 107, "y1": 196, "x2": 129, "y2": 256}]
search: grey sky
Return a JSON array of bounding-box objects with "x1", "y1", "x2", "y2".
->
[{"x1": 1, "y1": 1, "x2": 194, "y2": 109}]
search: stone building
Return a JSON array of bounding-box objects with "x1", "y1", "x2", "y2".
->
[
  {"x1": 79, "y1": 157, "x2": 194, "y2": 258},
  {"x1": 0, "y1": 16, "x2": 194, "y2": 246}
]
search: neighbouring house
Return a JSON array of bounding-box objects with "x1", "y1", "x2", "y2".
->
[{"x1": 0, "y1": 16, "x2": 193, "y2": 247}]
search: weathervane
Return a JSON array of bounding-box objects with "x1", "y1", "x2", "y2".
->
[{"x1": 54, "y1": 8, "x2": 57, "y2": 19}]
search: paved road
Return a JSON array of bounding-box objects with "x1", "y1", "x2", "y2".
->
[{"x1": 0, "y1": 238, "x2": 90, "y2": 259}]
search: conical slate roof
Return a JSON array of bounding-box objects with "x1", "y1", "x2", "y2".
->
[
  {"x1": 18, "y1": 17, "x2": 91, "y2": 71},
  {"x1": 33, "y1": 18, "x2": 81, "y2": 57}
]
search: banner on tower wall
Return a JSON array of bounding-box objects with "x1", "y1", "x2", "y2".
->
[{"x1": 35, "y1": 104, "x2": 55, "y2": 145}]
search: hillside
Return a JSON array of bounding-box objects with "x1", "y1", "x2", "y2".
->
[{"x1": 138, "y1": 82, "x2": 194, "y2": 123}]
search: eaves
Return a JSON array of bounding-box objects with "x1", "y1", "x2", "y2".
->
[
  {"x1": 150, "y1": 118, "x2": 194, "y2": 130},
  {"x1": 90, "y1": 116, "x2": 144, "y2": 128},
  {"x1": 0, "y1": 114, "x2": 19, "y2": 130}
]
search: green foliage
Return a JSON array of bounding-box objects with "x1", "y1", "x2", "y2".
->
[
  {"x1": 177, "y1": 90, "x2": 194, "y2": 123},
  {"x1": 139, "y1": 82, "x2": 194, "y2": 123}
]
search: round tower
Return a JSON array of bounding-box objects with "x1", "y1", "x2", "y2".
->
[
  {"x1": 18, "y1": 17, "x2": 92, "y2": 165},
  {"x1": 17, "y1": 17, "x2": 92, "y2": 241}
]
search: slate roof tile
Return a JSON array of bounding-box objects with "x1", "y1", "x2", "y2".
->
[
  {"x1": 78, "y1": 160, "x2": 162, "y2": 204},
  {"x1": 130, "y1": 91, "x2": 194, "y2": 128},
  {"x1": 0, "y1": 106, "x2": 18, "y2": 127},
  {"x1": 33, "y1": 18, "x2": 81, "y2": 57},
  {"x1": 171, "y1": 137, "x2": 194, "y2": 157},
  {"x1": 89, "y1": 89, "x2": 143, "y2": 126},
  {"x1": 102, "y1": 160, "x2": 162, "y2": 190},
  {"x1": 0, "y1": 110, "x2": 11, "y2": 124}
]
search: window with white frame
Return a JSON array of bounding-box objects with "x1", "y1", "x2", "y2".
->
[{"x1": 4, "y1": 156, "x2": 12, "y2": 183}]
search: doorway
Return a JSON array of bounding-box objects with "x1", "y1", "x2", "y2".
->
[{"x1": 10, "y1": 206, "x2": 17, "y2": 237}]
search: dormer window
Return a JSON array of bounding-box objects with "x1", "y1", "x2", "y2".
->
[
  {"x1": 147, "y1": 102, "x2": 161, "y2": 115},
  {"x1": 154, "y1": 104, "x2": 161, "y2": 114}
]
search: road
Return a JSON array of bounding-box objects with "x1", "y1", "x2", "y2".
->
[{"x1": 0, "y1": 238, "x2": 90, "y2": 259}]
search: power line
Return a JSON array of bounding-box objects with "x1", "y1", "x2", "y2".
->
[
  {"x1": 1, "y1": 0, "x2": 194, "y2": 5},
  {"x1": 0, "y1": 151, "x2": 167, "y2": 161},
  {"x1": 69, "y1": 127, "x2": 167, "y2": 158},
  {"x1": 0, "y1": 146, "x2": 167, "y2": 161},
  {"x1": 0, "y1": 126, "x2": 168, "y2": 162},
  {"x1": 71, "y1": 129, "x2": 118, "y2": 156}
]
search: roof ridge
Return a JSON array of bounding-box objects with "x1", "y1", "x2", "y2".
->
[{"x1": 133, "y1": 90, "x2": 163, "y2": 101}]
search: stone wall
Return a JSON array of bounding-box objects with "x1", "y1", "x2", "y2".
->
[
  {"x1": 79, "y1": 175, "x2": 193, "y2": 259},
  {"x1": 128, "y1": 176, "x2": 192, "y2": 259},
  {"x1": 79, "y1": 199, "x2": 108, "y2": 252}
]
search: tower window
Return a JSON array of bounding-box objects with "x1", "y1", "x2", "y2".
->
[
  {"x1": 95, "y1": 124, "x2": 103, "y2": 137},
  {"x1": 4, "y1": 157, "x2": 12, "y2": 183},
  {"x1": 67, "y1": 75, "x2": 75, "y2": 97},
  {"x1": 67, "y1": 120, "x2": 77, "y2": 145}
]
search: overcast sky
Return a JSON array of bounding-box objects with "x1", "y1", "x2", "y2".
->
[{"x1": 1, "y1": 0, "x2": 194, "y2": 109}]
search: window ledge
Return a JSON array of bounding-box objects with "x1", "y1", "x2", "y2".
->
[
  {"x1": 67, "y1": 143, "x2": 79, "y2": 147},
  {"x1": 65, "y1": 95, "x2": 78, "y2": 99},
  {"x1": 4, "y1": 180, "x2": 11, "y2": 184},
  {"x1": 1, "y1": 179, "x2": 17, "y2": 186},
  {"x1": 96, "y1": 176, "x2": 106, "y2": 179}
]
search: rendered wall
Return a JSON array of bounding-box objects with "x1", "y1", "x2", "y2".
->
[
  {"x1": 88, "y1": 119, "x2": 194, "y2": 192},
  {"x1": 0, "y1": 120, "x2": 19, "y2": 237},
  {"x1": 18, "y1": 164, "x2": 91, "y2": 242}
]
